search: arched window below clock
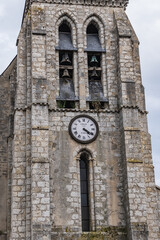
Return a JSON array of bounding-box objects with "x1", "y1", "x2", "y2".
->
[{"x1": 76, "y1": 149, "x2": 96, "y2": 232}]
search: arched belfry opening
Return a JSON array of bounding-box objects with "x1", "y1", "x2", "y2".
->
[
  {"x1": 58, "y1": 20, "x2": 73, "y2": 50},
  {"x1": 80, "y1": 151, "x2": 90, "y2": 232},
  {"x1": 86, "y1": 21, "x2": 107, "y2": 109},
  {"x1": 86, "y1": 22, "x2": 101, "y2": 51},
  {"x1": 87, "y1": 22, "x2": 99, "y2": 34},
  {"x1": 59, "y1": 21, "x2": 71, "y2": 33},
  {"x1": 57, "y1": 19, "x2": 77, "y2": 108}
]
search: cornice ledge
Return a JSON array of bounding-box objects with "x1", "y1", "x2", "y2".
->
[
  {"x1": 119, "y1": 105, "x2": 148, "y2": 114},
  {"x1": 51, "y1": 0, "x2": 129, "y2": 8},
  {"x1": 14, "y1": 105, "x2": 30, "y2": 112},
  {"x1": 23, "y1": 0, "x2": 129, "y2": 22},
  {"x1": 13, "y1": 104, "x2": 147, "y2": 115},
  {"x1": 48, "y1": 108, "x2": 119, "y2": 113}
]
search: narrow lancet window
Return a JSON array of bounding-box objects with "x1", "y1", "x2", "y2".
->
[{"x1": 80, "y1": 152, "x2": 90, "y2": 232}]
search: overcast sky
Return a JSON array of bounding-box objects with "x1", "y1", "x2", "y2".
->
[{"x1": 0, "y1": 0, "x2": 159, "y2": 185}]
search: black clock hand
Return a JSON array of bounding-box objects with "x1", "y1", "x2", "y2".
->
[
  {"x1": 83, "y1": 128, "x2": 90, "y2": 134},
  {"x1": 83, "y1": 128, "x2": 94, "y2": 135}
]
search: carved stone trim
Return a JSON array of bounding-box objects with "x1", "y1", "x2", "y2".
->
[
  {"x1": 14, "y1": 104, "x2": 147, "y2": 114},
  {"x1": 23, "y1": 0, "x2": 129, "y2": 23},
  {"x1": 49, "y1": 105, "x2": 147, "y2": 114}
]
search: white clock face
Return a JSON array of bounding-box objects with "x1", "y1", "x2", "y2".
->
[{"x1": 69, "y1": 115, "x2": 98, "y2": 144}]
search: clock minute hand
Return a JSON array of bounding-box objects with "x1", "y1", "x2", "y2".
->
[
  {"x1": 83, "y1": 128, "x2": 90, "y2": 134},
  {"x1": 83, "y1": 128, "x2": 93, "y2": 135}
]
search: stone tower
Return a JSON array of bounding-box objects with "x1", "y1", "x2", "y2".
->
[{"x1": 0, "y1": 0, "x2": 160, "y2": 239}]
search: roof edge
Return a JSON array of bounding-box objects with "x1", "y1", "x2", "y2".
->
[
  {"x1": 22, "y1": 0, "x2": 31, "y2": 25},
  {"x1": 156, "y1": 185, "x2": 160, "y2": 190},
  {"x1": 0, "y1": 56, "x2": 17, "y2": 77}
]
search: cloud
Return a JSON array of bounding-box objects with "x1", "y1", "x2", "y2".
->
[
  {"x1": 0, "y1": 31, "x2": 17, "y2": 73},
  {"x1": 0, "y1": 5, "x2": 5, "y2": 18},
  {"x1": 0, "y1": 33, "x2": 15, "y2": 49},
  {"x1": 0, "y1": 0, "x2": 25, "y2": 73},
  {"x1": 147, "y1": 96, "x2": 160, "y2": 111}
]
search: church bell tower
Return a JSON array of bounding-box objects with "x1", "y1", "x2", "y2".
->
[{"x1": 5, "y1": 0, "x2": 160, "y2": 239}]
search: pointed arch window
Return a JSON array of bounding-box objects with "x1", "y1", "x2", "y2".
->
[
  {"x1": 80, "y1": 152, "x2": 90, "y2": 232},
  {"x1": 85, "y1": 22, "x2": 108, "y2": 109},
  {"x1": 56, "y1": 21, "x2": 78, "y2": 108}
]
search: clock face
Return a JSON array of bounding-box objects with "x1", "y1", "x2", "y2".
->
[{"x1": 69, "y1": 115, "x2": 99, "y2": 144}]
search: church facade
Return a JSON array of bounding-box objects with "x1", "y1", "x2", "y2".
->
[{"x1": 0, "y1": 0, "x2": 160, "y2": 239}]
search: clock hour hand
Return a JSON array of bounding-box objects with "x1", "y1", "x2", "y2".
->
[{"x1": 83, "y1": 128, "x2": 94, "y2": 135}]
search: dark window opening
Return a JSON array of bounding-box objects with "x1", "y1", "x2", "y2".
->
[
  {"x1": 59, "y1": 22, "x2": 71, "y2": 33},
  {"x1": 87, "y1": 23, "x2": 98, "y2": 34},
  {"x1": 58, "y1": 21, "x2": 75, "y2": 51},
  {"x1": 87, "y1": 52, "x2": 106, "y2": 108},
  {"x1": 57, "y1": 22, "x2": 77, "y2": 107},
  {"x1": 86, "y1": 24, "x2": 102, "y2": 52},
  {"x1": 57, "y1": 100, "x2": 75, "y2": 109},
  {"x1": 80, "y1": 152, "x2": 90, "y2": 232},
  {"x1": 88, "y1": 53, "x2": 101, "y2": 81},
  {"x1": 89, "y1": 101, "x2": 105, "y2": 110},
  {"x1": 86, "y1": 26, "x2": 107, "y2": 107},
  {"x1": 57, "y1": 50, "x2": 76, "y2": 105}
]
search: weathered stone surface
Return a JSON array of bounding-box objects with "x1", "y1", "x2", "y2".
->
[
  {"x1": 0, "y1": 57, "x2": 17, "y2": 235},
  {"x1": 0, "y1": 0, "x2": 160, "y2": 239}
]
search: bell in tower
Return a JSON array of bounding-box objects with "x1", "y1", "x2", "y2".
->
[
  {"x1": 90, "y1": 68, "x2": 98, "y2": 79},
  {"x1": 62, "y1": 68, "x2": 70, "y2": 78},
  {"x1": 60, "y1": 52, "x2": 71, "y2": 65},
  {"x1": 90, "y1": 55, "x2": 98, "y2": 66}
]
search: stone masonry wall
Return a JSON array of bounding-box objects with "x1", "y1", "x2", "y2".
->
[
  {"x1": 49, "y1": 111, "x2": 125, "y2": 231},
  {"x1": 5, "y1": 1, "x2": 160, "y2": 240},
  {"x1": 156, "y1": 186, "x2": 160, "y2": 222},
  {"x1": 0, "y1": 57, "x2": 17, "y2": 240}
]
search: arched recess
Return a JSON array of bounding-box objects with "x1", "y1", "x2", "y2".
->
[
  {"x1": 56, "y1": 14, "x2": 77, "y2": 48},
  {"x1": 55, "y1": 15, "x2": 79, "y2": 108},
  {"x1": 83, "y1": 15, "x2": 108, "y2": 109},
  {"x1": 83, "y1": 15, "x2": 105, "y2": 49},
  {"x1": 76, "y1": 149, "x2": 96, "y2": 232}
]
